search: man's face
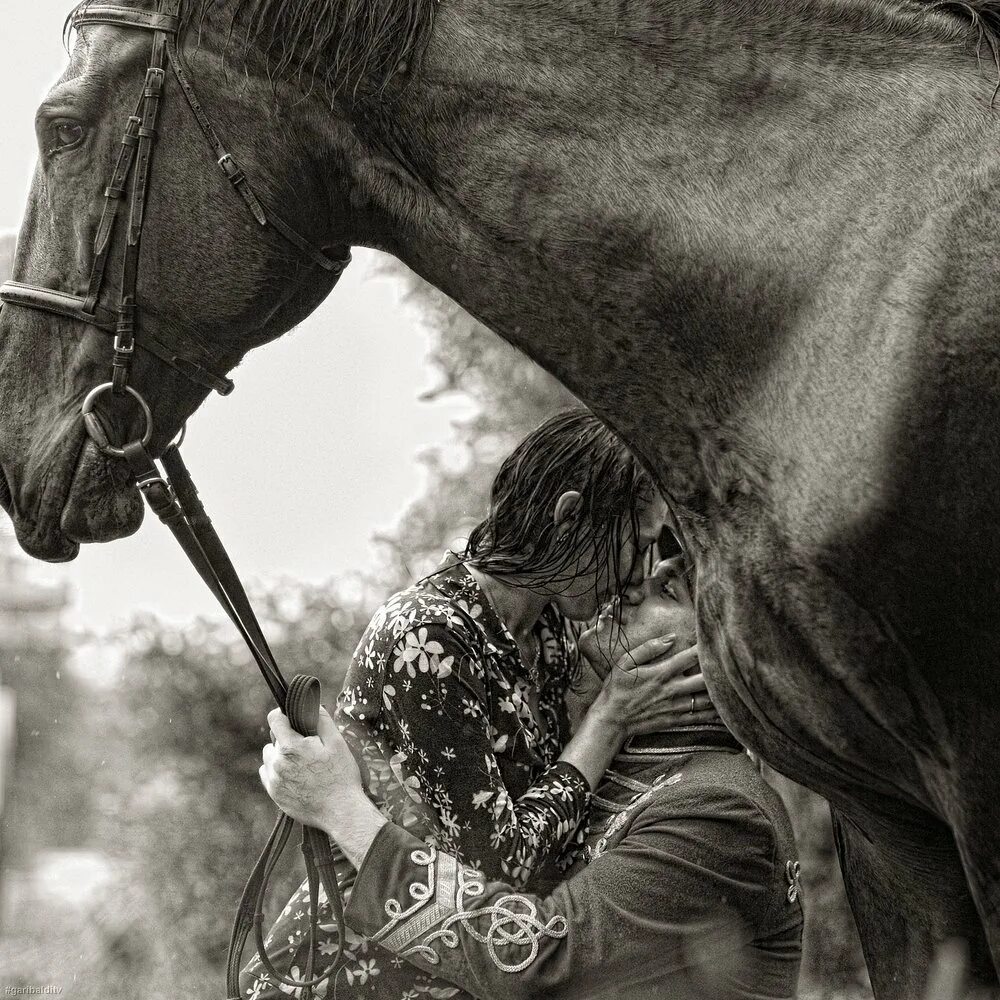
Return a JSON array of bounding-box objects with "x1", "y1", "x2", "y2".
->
[
  {"x1": 553, "y1": 493, "x2": 671, "y2": 622},
  {"x1": 578, "y1": 557, "x2": 697, "y2": 677}
]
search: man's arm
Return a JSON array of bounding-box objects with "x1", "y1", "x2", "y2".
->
[{"x1": 339, "y1": 783, "x2": 788, "y2": 1000}]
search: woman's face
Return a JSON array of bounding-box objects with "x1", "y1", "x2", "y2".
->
[
  {"x1": 578, "y1": 556, "x2": 697, "y2": 674},
  {"x1": 551, "y1": 493, "x2": 672, "y2": 622}
]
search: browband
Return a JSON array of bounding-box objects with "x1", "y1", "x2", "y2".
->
[{"x1": 72, "y1": 5, "x2": 180, "y2": 34}]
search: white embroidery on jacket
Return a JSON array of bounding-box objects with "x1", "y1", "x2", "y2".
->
[
  {"x1": 587, "y1": 772, "x2": 682, "y2": 862},
  {"x1": 785, "y1": 860, "x2": 802, "y2": 903},
  {"x1": 372, "y1": 846, "x2": 567, "y2": 973}
]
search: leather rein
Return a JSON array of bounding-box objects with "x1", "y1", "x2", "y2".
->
[{"x1": 0, "y1": 2, "x2": 352, "y2": 996}]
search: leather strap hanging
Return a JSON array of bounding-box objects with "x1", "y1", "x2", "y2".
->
[{"x1": 122, "y1": 439, "x2": 348, "y2": 999}]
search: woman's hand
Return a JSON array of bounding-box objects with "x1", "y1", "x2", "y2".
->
[
  {"x1": 259, "y1": 705, "x2": 365, "y2": 833},
  {"x1": 594, "y1": 639, "x2": 719, "y2": 738},
  {"x1": 560, "y1": 638, "x2": 719, "y2": 789}
]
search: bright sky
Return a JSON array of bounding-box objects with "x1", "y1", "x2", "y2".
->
[{"x1": 0, "y1": 1, "x2": 474, "y2": 642}]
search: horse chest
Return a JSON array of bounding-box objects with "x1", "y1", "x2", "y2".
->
[{"x1": 690, "y1": 526, "x2": 934, "y2": 819}]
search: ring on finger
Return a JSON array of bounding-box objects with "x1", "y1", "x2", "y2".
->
[{"x1": 690, "y1": 695, "x2": 696, "y2": 713}]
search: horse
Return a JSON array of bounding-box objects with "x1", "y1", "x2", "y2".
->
[{"x1": 1, "y1": 0, "x2": 999, "y2": 994}]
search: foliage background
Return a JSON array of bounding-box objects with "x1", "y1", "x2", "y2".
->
[{"x1": 0, "y1": 248, "x2": 869, "y2": 998}]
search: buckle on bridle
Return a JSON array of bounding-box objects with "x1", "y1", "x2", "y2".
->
[
  {"x1": 144, "y1": 66, "x2": 165, "y2": 98},
  {"x1": 217, "y1": 152, "x2": 244, "y2": 185},
  {"x1": 134, "y1": 469, "x2": 168, "y2": 493},
  {"x1": 112, "y1": 333, "x2": 135, "y2": 355}
]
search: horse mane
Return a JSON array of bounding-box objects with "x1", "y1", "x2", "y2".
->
[
  {"x1": 68, "y1": 0, "x2": 438, "y2": 104},
  {"x1": 927, "y1": 0, "x2": 1000, "y2": 81},
  {"x1": 66, "y1": 0, "x2": 1000, "y2": 104}
]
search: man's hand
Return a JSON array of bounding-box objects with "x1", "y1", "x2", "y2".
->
[{"x1": 259, "y1": 705, "x2": 364, "y2": 835}]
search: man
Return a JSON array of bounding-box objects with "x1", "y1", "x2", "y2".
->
[{"x1": 258, "y1": 560, "x2": 803, "y2": 999}]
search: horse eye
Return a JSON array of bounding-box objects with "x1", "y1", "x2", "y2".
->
[{"x1": 48, "y1": 120, "x2": 85, "y2": 154}]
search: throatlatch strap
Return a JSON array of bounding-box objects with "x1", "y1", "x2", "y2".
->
[{"x1": 165, "y1": 34, "x2": 352, "y2": 276}]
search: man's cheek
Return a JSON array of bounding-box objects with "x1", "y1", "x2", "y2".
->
[
  {"x1": 580, "y1": 627, "x2": 619, "y2": 670},
  {"x1": 598, "y1": 625, "x2": 630, "y2": 665}
]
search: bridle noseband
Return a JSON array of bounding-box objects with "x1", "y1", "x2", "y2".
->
[{"x1": 0, "y1": 3, "x2": 354, "y2": 997}]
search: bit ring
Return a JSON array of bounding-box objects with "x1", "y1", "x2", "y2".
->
[
  {"x1": 169, "y1": 421, "x2": 186, "y2": 449},
  {"x1": 81, "y1": 382, "x2": 153, "y2": 458}
]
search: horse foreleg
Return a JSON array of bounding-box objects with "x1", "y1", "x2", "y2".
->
[
  {"x1": 831, "y1": 805, "x2": 997, "y2": 999},
  {"x1": 938, "y1": 769, "x2": 1000, "y2": 986}
]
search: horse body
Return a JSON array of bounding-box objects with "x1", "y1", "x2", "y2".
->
[
  {"x1": 374, "y1": 7, "x2": 1000, "y2": 988},
  {"x1": 1, "y1": 0, "x2": 999, "y2": 993}
]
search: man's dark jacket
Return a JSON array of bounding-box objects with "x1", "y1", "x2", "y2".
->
[{"x1": 346, "y1": 726, "x2": 804, "y2": 1000}]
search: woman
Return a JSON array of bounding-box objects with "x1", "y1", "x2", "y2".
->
[{"x1": 241, "y1": 410, "x2": 715, "y2": 998}]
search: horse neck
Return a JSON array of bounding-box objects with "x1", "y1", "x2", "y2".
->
[{"x1": 336, "y1": 0, "x2": 997, "y2": 514}]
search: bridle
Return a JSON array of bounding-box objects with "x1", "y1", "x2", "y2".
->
[
  {"x1": 0, "y1": 0, "x2": 350, "y2": 398},
  {"x1": 0, "y1": 2, "x2": 353, "y2": 997}
]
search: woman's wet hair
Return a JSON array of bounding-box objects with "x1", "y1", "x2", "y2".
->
[{"x1": 463, "y1": 409, "x2": 656, "y2": 604}]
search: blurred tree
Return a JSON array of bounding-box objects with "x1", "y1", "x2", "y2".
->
[
  {"x1": 375, "y1": 263, "x2": 578, "y2": 580},
  {"x1": 0, "y1": 532, "x2": 94, "y2": 865},
  {"x1": 1, "y1": 649, "x2": 95, "y2": 862},
  {"x1": 101, "y1": 581, "x2": 373, "y2": 964}
]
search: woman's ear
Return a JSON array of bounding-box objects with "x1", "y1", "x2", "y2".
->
[{"x1": 553, "y1": 490, "x2": 583, "y2": 534}]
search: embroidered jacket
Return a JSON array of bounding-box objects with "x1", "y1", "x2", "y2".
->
[
  {"x1": 345, "y1": 730, "x2": 804, "y2": 1000},
  {"x1": 239, "y1": 558, "x2": 590, "y2": 1000}
]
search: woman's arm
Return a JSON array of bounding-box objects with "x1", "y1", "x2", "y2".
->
[{"x1": 338, "y1": 613, "x2": 590, "y2": 885}]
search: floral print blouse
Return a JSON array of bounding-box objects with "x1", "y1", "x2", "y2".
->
[
  {"x1": 240, "y1": 557, "x2": 589, "y2": 999},
  {"x1": 337, "y1": 557, "x2": 589, "y2": 883}
]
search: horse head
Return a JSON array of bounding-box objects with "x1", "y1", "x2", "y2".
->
[{"x1": 0, "y1": 0, "x2": 353, "y2": 561}]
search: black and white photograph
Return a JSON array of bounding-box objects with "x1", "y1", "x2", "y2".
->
[{"x1": 0, "y1": 0, "x2": 997, "y2": 997}]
